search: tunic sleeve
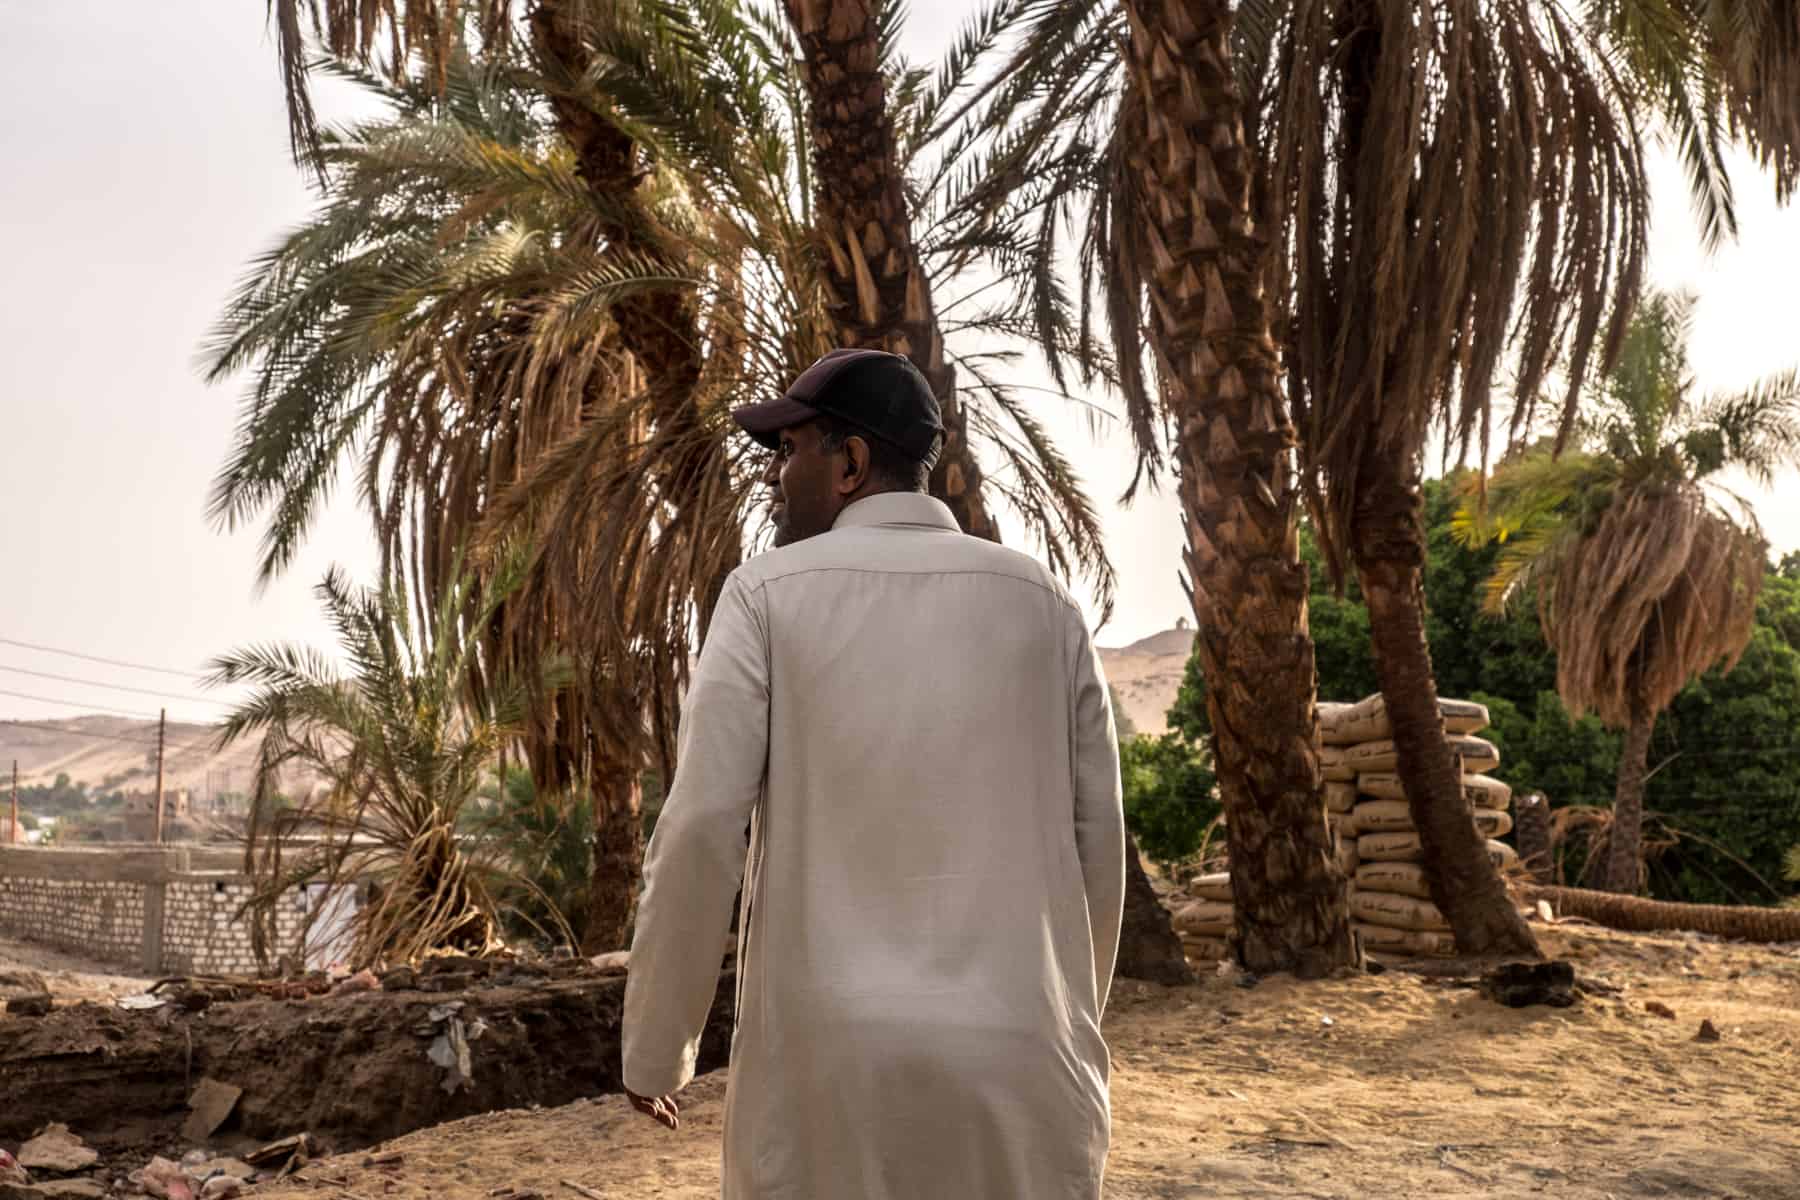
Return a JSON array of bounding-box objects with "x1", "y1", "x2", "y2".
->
[
  {"x1": 1070, "y1": 615, "x2": 1125, "y2": 1017},
  {"x1": 623, "y1": 573, "x2": 769, "y2": 1098}
]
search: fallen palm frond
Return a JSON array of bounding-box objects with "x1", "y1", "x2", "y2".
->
[{"x1": 208, "y1": 552, "x2": 573, "y2": 971}]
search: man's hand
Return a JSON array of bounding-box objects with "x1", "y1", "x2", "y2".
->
[{"x1": 625, "y1": 1087, "x2": 681, "y2": 1130}]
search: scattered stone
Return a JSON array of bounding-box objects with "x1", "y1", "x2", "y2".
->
[
  {"x1": 0, "y1": 1180, "x2": 107, "y2": 1199},
  {"x1": 0, "y1": 969, "x2": 48, "y2": 998},
  {"x1": 198, "y1": 1177, "x2": 242, "y2": 1199},
  {"x1": 588, "y1": 951, "x2": 630, "y2": 975},
  {"x1": 18, "y1": 1125, "x2": 99, "y2": 1174},
  {"x1": 5, "y1": 993, "x2": 52, "y2": 1018},
  {"x1": 117, "y1": 993, "x2": 168, "y2": 1011},
  {"x1": 361, "y1": 1153, "x2": 405, "y2": 1169},
  {"x1": 1478, "y1": 960, "x2": 1576, "y2": 1008},
  {"x1": 1695, "y1": 1019, "x2": 1721, "y2": 1042},
  {"x1": 1644, "y1": 1000, "x2": 1677, "y2": 1020},
  {"x1": 196, "y1": 1160, "x2": 254, "y2": 1183},
  {"x1": 182, "y1": 1078, "x2": 244, "y2": 1143},
  {"x1": 379, "y1": 965, "x2": 419, "y2": 992},
  {"x1": 244, "y1": 1134, "x2": 311, "y2": 1169},
  {"x1": 330, "y1": 969, "x2": 381, "y2": 998},
  {"x1": 133, "y1": 1157, "x2": 193, "y2": 1200}
]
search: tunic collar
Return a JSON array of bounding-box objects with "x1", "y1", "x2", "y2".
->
[{"x1": 832, "y1": 491, "x2": 962, "y2": 533}]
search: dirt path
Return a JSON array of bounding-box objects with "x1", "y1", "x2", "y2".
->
[
  {"x1": 0, "y1": 931, "x2": 150, "y2": 1002},
  {"x1": 254, "y1": 923, "x2": 1800, "y2": 1200}
]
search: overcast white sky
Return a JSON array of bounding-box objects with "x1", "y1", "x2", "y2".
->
[{"x1": 4, "y1": 1, "x2": 1799, "y2": 725}]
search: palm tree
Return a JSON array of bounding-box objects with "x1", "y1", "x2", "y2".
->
[
  {"x1": 1454, "y1": 291, "x2": 1800, "y2": 893},
  {"x1": 979, "y1": 0, "x2": 1710, "y2": 957},
  {"x1": 206, "y1": 58, "x2": 752, "y2": 952},
  {"x1": 228, "y1": 6, "x2": 1117, "y2": 949},
  {"x1": 208, "y1": 556, "x2": 571, "y2": 969}
]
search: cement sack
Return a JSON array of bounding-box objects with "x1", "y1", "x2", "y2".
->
[
  {"x1": 1449, "y1": 734, "x2": 1501, "y2": 774},
  {"x1": 1356, "y1": 772, "x2": 1512, "y2": 812},
  {"x1": 1343, "y1": 739, "x2": 1400, "y2": 774},
  {"x1": 1352, "y1": 799, "x2": 1414, "y2": 836},
  {"x1": 1173, "y1": 899, "x2": 1234, "y2": 937},
  {"x1": 1349, "y1": 889, "x2": 1451, "y2": 933},
  {"x1": 1473, "y1": 808, "x2": 1514, "y2": 838},
  {"x1": 1357, "y1": 832, "x2": 1519, "y2": 869},
  {"x1": 1354, "y1": 922, "x2": 1416, "y2": 955},
  {"x1": 1407, "y1": 929, "x2": 1459, "y2": 957},
  {"x1": 1189, "y1": 872, "x2": 1234, "y2": 904},
  {"x1": 1336, "y1": 836, "x2": 1360, "y2": 875},
  {"x1": 1329, "y1": 810, "x2": 1357, "y2": 840},
  {"x1": 1354, "y1": 860, "x2": 1433, "y2": 900},
  {"x1": 1319, "y1": 694, "x2": 1491, "y2": 746},
  {"x1": 1181, "y1": 936, "x2": 1230, "y2": 961},
  {"x1": 1343, "y1": 735, "x2": 1500, "y2": 777},
  {"x1": 1324, "y1": 780, "x2": 1357, "y2": 813},
  {"x1": 1319, "y1": 745, "x2": 1356, "y2": 782}
]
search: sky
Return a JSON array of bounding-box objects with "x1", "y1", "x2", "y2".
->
[{"x1": 4, "y1": 2, "x2": 1800, "y2": 726}]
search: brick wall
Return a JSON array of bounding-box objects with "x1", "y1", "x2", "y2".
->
[
  {"x1": 0, "y1": 847, "x2": 331, "y2": 976},
  {"x1": 0, "y1": 875, "x2": 147, "y2": 964}
]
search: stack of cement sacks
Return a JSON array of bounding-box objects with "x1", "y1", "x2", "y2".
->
[
  {"x1": 1161, "y1": 694, "x2": 1520, "y2": 964},
  {"x1": 1322, "y1": 694, "x2": 1518, "y2": 959},
  {"x1": 1168, "y1": 871, "x2": 1233, "y2": 963}
]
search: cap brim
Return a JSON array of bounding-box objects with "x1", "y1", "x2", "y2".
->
[{"x1": 730, "y1": 396, "x2": 822, "y2": 450}]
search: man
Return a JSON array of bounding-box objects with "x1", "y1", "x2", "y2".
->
[{"x1": 621, "y1": 348, "x2": 1125, "y2": 1198}]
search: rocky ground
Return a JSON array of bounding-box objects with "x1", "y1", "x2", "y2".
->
[
  {"x1": 4, "y1": 921, "x2": 1798, "y2": 1199},
  {"x1": 0, "y1": 932, "x2": 152, "y2": 1005}
]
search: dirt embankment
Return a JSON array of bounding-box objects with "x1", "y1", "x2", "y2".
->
[
  {"x1": 241, "y1": 923, "x2": 1800, "y2": 1200},
  {"x1": 0, "y1": 957, "x2": 736, "y2": 1157}
]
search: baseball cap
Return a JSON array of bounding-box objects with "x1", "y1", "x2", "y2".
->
[{"x1": 731, "y1": 348, "x2": 944, "y2": 465}]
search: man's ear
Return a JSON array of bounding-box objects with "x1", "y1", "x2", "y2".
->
[{"x1": 836, "y1": 435, "x2": 872, "y2": 496}]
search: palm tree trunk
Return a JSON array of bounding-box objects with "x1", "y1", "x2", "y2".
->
[
  {"x1": 581, "y1": 758, "x2": 644, "y2": 954},
  {"x1": 1121, "y1": 0, "x2": 1355, "y2": 977},
  {"x1": 1354, "y1": 461, "x2": 1539, "y2": 958},
  {"x1": 1115, "y1": 831, "x2": 1193, "y2": 985},
  {"x1": 532, "y1": 1, "x2": 731, "y2": 951},
  {"x1": 781, "y1": 0, "x2": 998, "y2": 540},
  {"x1": 1603, "y1": 692, "x2": 1656, "y2": 894},
  {"x1": 1526, "y1": 885, "x2": 1800, "y2": 941}
]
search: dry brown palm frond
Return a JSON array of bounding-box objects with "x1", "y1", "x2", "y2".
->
[
  {"x1": 1542, "y1": 486, "x2": 1764, "y2": 726},
  {"x1": 1708, "y1": 0, "x2": 1800, "y2": 200},
  {"x1": 1259, "y1": 0, "x2": 1648, "y2": 583}
]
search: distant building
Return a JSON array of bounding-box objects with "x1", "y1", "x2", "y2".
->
[{"x1": 123, "y1": 788, "x2": 190, "y2": 841}]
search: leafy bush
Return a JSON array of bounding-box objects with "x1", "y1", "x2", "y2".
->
[{"x1": 1120, "y1": 733, "x2": 1218, "y2": 866}]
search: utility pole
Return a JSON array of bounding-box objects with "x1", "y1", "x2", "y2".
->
[
  {"x1": 9, "y1": 760, "x2": 17, "y2": 846},
  {"x1": 154, "y1": 708, "x2": 167, "y2": 844}
]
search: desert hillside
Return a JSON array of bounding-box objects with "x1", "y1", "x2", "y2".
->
[
  {"x1": 1099, "y1": 625, "x2": 1196, "y2": 736},
  {"x1": 0, "y1": 715, "x2": 270, "y2": 796}
]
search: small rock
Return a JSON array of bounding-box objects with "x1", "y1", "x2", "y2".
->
[
  {"x1": 199, "y1": 1178, "x2": 242, "y2": 1199},
  {"x1": 0, "y1": 1180, "x2": 107, "y2": 1199},
  {"x1": 0, "y1": 969, "x2": 48, "y2": 997},
  {"x1": 588, "y1": 951, "x2": 630, "y2": 975},
  {"x1": 379, "y1": 965, "x2": 419, "y2": 992},
  {"x1": 1479, "y1": 960, "x2": 1575, "y2": 1008},
  {"x1": 5, "y1": 994, "x2": 53, "y2": 1018},
  {"x1": 1644, "y1": 1000, "x2": 1677, "y2": 1020},
  {"x1": 182, "y1": 1078, "x2": 244, "y2": 1144},
  {"x1": 330, "y1": 968, "x2": 381, "y2": 997},
  {"x1": 1695, "y1": 1019, "x2": 1721, "y2": 1042},
  {"x1": 18, "y1": 1126, "x2": 98, "y2": 1174}
]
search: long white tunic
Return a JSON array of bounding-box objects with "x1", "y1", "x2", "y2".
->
[{"x1": 622, "y1": 492, "x2": 1126, "y2": 1199}]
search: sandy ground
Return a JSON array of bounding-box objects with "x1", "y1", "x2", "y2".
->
[
  {"x1": 254, "y1": 922, "x2": 1800, "y2": 1200},
  {"x1": 0, "y1": 931, "x2": 151, "y2": 1002}
]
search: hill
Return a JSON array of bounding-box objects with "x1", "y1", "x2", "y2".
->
[
  {"x1": 1098, "y1": 625, "x2": 1196, "y2": 736},
  {"x1": 0, "y1": 714, "x2": 273, "y2": 798}
]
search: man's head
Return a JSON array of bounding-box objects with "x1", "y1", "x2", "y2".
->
[{"x1": 732, "y1": 349, "x2": 944, "y2": 546}]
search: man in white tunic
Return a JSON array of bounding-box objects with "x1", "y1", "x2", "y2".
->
[{"x1": 622, "y1": 348, "x2": 1126, "y2": 1198}]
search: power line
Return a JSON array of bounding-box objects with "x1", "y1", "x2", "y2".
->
[
  {"x1": 0, "y1": 636, "x2": 199, "y2": 679},
  {"x1": 0, "y1": 718, "x2": 159, "y2": 748},
  {"x1": 0, "y1": 718, "x2": 222, "y2": 759},
  {"x1": 0, "y1": 663, "x2": 231, "y2": 707},
  {"x1": 0, "y1": 687, "x2": 164, "y2": 721}
]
